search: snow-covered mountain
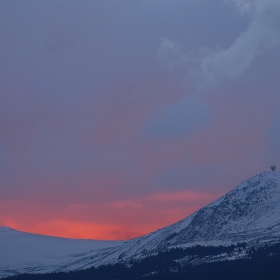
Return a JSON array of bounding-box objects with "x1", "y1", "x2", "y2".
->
[
  {"x1": 0, "y1": 227, "x2": 124, "y2": 278},
  {"x1": 1, "y1": 171, "x2": 280, "y2": 278},
  {"x1": 111, "y1": 171, "x2": 280, "y2": 261}
]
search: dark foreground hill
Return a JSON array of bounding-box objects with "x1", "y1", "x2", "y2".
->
[{"x1": 6, "y1": 242, "x2": 280, "y2": 280}]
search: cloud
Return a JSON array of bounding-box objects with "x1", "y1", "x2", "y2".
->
[
  {"x1": 230, "y1": 0, "x2": 280, "y2": 15},
  {"x1": 229, "y1": 0, "x2": 255, "y2": 14},
  {"x1": 198, "y1": 0, "x2": 280, "y2": 87},
  {"x1": 148, "y1": 190, "x2": 216, "y2": 203},
  {"x1": 159, "y1": 0, "x2": 280, "y2": 86},
  {"x1": 150, "y1": 0, "x2": 280, "y2": 138},
  {"x1": 145, "y1": 95, "x2": 210, "y2": 138},
  {"x1": 157, "y1": 38, "x2": 185, "y2": 69}
]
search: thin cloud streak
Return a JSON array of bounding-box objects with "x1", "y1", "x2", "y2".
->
[{"x1": 0, "y1": 190, "x2": 220, "y2": 239}]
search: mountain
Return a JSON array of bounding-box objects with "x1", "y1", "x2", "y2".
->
[
  {"x1": 115, "y1": 170, "x2": 280, "y2": 261},
  {"x1": 1, "y1": 171, "x2": 280, "y2": 278},
  {"x1": 0, "y1": 227, "x2": 123, "y2": 278}
]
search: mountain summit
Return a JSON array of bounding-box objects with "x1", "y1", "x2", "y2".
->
[
  {"x1": 112, "y1": 171, "x2": 280, "y2": 261},
  {"x1": 1, "y1": 171, "x2": 280, "y2": 278}
]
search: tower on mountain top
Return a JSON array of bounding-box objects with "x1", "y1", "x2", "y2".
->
[{"x1": 270, "y1": 165, "x2": 276, "y2": 171}]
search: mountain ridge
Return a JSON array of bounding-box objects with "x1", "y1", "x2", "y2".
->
[{"x1": 109, "y1": 171, "x2": 280, "y2": 262}]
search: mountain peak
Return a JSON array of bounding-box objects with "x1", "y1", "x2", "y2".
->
[
  {"x1": 168, "y1": 170, "x2": 280, "y2": 244},
  {"x1": 107, "y1": 170, "x2": 280, "y2": 262}
]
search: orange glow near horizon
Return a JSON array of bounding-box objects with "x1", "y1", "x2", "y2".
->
[
  {"x1": 1, "y1": 219, "x2": 149, "y2": 240},
  {"x1": 0, "y1": 190, "x2": 222, "y2": 240}
]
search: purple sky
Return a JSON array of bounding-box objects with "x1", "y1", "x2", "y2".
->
[{"x1": 1, "y1": 0, "x2": 280, "y2": 239}]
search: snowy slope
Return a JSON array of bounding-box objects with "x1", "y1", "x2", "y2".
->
[
  {"x1": 0, "y1": 227, "x2": 124, "y2": 278},
  {"x1": 1, "y1": 171, "x2": 280, "y2": 277},
  {"x1": 113, "y1": 171, "x2": 280, "y2": 261}
]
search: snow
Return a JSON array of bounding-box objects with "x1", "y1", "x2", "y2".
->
[
  {"x1": 0, "y1": 227, "x2": 123, "y2": 278},
  {"x1": 205, "y1": 195, "x2": 226, "y2": 208}
]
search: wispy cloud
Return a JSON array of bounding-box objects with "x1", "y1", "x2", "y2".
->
[
  {"x1": 150, "y1": 0, "x2": 280, "y2": 138},
  {"x1": 160, "y1": 0, "x2": 280, "y2": 87},
  {"x1": 0, "y1": 189, "x2": 221, "y2": 240}
]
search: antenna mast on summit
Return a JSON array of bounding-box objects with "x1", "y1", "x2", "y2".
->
[{"x1": 270, "y1": 165, "x2": 276, "y2": 171}]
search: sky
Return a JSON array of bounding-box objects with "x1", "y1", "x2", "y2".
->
[{"x1": 0, "y1": 0, "x2": 280, "y2": 240}]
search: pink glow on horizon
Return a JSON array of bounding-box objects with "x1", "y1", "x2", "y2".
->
[{"x1": 0, "y1": 189, "x2": 221, "y2": 240}]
